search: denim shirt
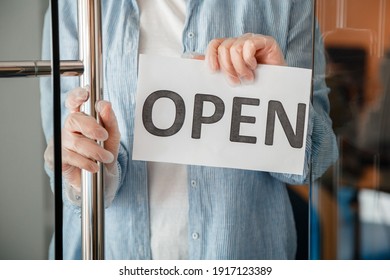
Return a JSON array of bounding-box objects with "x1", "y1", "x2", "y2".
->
[{"x1": 40, "y1": 0, "x2": 338, "y2": 260}]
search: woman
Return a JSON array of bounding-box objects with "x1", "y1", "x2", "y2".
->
[{"x1": 41, "y1": 0, "x2": 337, "y2": 259}]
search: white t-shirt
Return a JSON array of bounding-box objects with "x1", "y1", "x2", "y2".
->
[{"x1": 138, "y1": 0, "x2": 188, "y2": 260}]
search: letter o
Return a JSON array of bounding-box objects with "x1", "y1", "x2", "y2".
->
[{"x1": 142, "y1": 90, "x2": 186, "y2": 137}]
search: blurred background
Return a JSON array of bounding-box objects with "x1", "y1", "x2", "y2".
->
[
  {"x1": 294, "y1": 0, "x2": 390, "y2": 260},
  {"x1": 1, "y1": 0, "x2": 390, "y2": 260}
]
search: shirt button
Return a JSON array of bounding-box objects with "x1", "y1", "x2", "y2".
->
[
  {"x1": 75, "y1": 195, "x2": 81, "y2": 201},
  {"x1": 192, "y1": 232, "x2": 200, "y2": 240},
  {"x1": 191, "y1": 180, "x2": 197, "y2": 188},
  {"x1": 187, "y1": 32, "x2": 195, "y2": 38}
]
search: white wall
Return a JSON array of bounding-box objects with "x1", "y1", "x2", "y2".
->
[{"x1": 0, "y1": 0, "x2": 52, "y2": 259}]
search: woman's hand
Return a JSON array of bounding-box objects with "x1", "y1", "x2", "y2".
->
[
  {"x1": 44, "y1": 87, "x2": 121, "y2": 190},
  {"x1": 205, "y1": 33, "x2": 286, "y2": 85}
]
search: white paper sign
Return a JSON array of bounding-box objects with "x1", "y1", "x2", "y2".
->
[{"x1": 133, "y1": 55, "x2": 312, "y2": 175}]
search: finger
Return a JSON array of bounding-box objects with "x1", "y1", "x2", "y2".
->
[
  {"x1": 96, "y1": 101, "x2": 119, "y2": 139},
  {"x1": 95, "y1": 101, "x2": 122, "y2": 173},
  {"x1": 62, "y1": 148, "x2": 99, "y2": 173},
  {"x1": 230, "y1": 39, "x2": 255, "y2": 82},
  {"x1": 97, "y1": 101, "x2": 120, "y2": 142},
  {"x1": 182, "y1": 52, "x2": 205, "y2": 60},
  {"x1": 243, "y1": 38, "x2": 264, "y2": 70},
  {"x1": 62, "y1": 164, "x2": 81, "y2": 189},
  {"x1": 65, "y1": 87, "x2": 89, "y2": 113},
  {"x1": 64, "y1": 112, "x2": 109, "y2": 141},
  {"x1": 96, "y1": 101, "x2": 121, "y2": 168},
  {"x1": 243, "y1": 36, "x2": 285, "y2": 66},
  {"x1": 192, "y1": 54, "x2": 205, "y2": 60},
  {"x1": 63, "y1": 130, "x2": 115, "y2": 164},
  {"x1": 218, "y1": 38, "x2": 240, "y2": 84},
  {"x1": 44, "y1": 139, "x2": 54, "y2": 170},
  {"x1": 205, "y1": 38, "x2": 224, "y2": 72}
]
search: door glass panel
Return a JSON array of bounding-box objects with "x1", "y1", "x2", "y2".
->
[
  {"x1": 6, "y1": 0, "x2": 390, "y2": 261},
  {"x1": 0, "y1": 0, "x2": 53, "y2": 260},
  {"x1": 312, "y1": 0, "x2": 390, "y2": 259}
]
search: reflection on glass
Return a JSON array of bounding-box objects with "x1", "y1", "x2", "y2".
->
[{"x1": 313, "y1": 0, "x2": 390, "y2": 259}]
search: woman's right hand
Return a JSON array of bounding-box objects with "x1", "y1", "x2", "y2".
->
[{"x1": 44, "y1": 87, "x2": 121, "y2": 191}]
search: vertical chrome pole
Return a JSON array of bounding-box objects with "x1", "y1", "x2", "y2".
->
[{"x1": 78, "y1": 0, "x2": 105, "y2": 260}]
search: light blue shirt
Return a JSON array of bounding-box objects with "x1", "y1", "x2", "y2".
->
[{"x1": 41, "y1": 0, "x2": 338, "y2": 260}]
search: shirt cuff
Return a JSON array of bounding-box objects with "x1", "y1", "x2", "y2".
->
[{"x1": 64, "y1": 162, "x2": 121, "y2": 208}]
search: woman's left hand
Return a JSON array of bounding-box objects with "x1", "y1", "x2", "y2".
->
[{"x1": 205, "y1": 33, "x2": 286, "y2": 85}]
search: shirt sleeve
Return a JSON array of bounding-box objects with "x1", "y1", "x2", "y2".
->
[
  {"x1": 40, "y1": 2, "x2": 128, "y2": 211},
  {"x1": 270, "y1": 0, "x2": 339, "y2": 185}
]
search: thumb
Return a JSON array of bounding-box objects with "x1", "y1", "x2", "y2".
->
[
  {"x1": 182, "y1": 52, "x2": 205, "y2": 61},
  {"x1": 96, "y1": 100, "x2": 121, "y2": 160}
]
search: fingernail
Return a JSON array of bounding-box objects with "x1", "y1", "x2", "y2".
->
[
  {"x1": 105, "y1": 152, "x2": 115, "y2": 163},
  {"x1": 96, "y1": 100, "x2": 104, "y2": 113},
  {"x1": 210, "y1": 63, "x2": 218, "y2": 73},
  {"x1": 91, "y1": 164, "x2": 99, "y2": 173},
  {"x1": 206, "y1": 61, "x2": 219, "y2": 74},
  {"x1": 249, "y1": 60, "x2": 257, "y2": 71},
  {"x1": 100, "y1": 151, "x2": 114, "y2": 163},
  {"x1": 77, "y1": 88, "x2": 89, "y2": 101},
  {"x1": 96, "y1": 128, "x2": 109, "y2": 141},
  {"x1": 205, "y1": 56, "x2": 218, "y2": 73},
  {"x1": 240, "y1": 72, "x2": 254, "y2": 84}
]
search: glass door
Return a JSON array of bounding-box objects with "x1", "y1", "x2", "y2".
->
[
  {"x1": 311, "y1": 0, "x2": 390, "y2": 259},
  {"x1": 0, "y1": 0, "x2": 53, "y2": 260}
]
